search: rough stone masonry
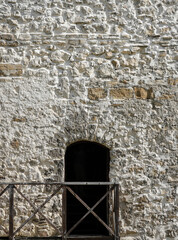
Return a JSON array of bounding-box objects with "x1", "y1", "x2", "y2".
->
[{"x1": 0, "y1": 0, "x2": 177, "y2": 239}]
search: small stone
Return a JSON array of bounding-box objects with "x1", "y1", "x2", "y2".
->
[
  {"x1": 111, "y1": 59, "x2": 120, "y2": 68},
  {"x1": 98, "y1": 62, "x2": 114, "y2": 78},
  {"x1": 105, "y1": 52, "x2": 113, "y2": 59},
  {"x1": 51, "y1": 50, "x2": 70, "y2": 63},
  {"x1": 91, "y1": 46, "x2": 105, "y2": 55},
  {"x1": 10, "y1": 139, "x2": 20, "y2": 149}
]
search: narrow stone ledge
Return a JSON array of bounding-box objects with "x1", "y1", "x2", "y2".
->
[
  {"x1": 0, "y1": 64, "x2": 23, "y2": 76},
  {"x1": 88, "y1": 88, "x2": 107, "y2": 100},
  {"x1": 110, "y1": 88, "x2": 133, "y2": 99}
]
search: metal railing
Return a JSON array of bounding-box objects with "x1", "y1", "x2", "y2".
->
[{"x1": 0, "y1": 182, "x2": 120, "y2": 240}]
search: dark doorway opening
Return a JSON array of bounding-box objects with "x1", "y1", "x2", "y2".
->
[{"x1": 65, "y1": 141, "x2": 110, "y2": 236}]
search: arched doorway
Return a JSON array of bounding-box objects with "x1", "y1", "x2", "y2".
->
[{"x1": 65, "y1": 141, "x2": 110, "y2": 236}]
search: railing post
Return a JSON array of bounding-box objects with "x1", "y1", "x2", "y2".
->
[
  {"x1": 9, "y1": 184, "x2": 14, "y2": 240},
  {"x1": 114, "y1": 184, "x2": 120, "y2": 240},
  {"x1": 62, "y1": 186, "x2": 67, "y2": 240}
]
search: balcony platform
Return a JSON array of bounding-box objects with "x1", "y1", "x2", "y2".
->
[
  {"x1": 0, "y1": 237, "x2": 114, "y2": 240},
  {"x1": 67, "y1": 236, "x2": 114, "y2": 240}
]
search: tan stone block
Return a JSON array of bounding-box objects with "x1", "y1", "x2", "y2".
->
[
  {"x1": 110, "y1": 88, "x2": 133, "y2": 99},
  {"x1": 0, "y1": 64, "x2": 23, "y2": 76},
  {"x1": 12, "y1": 117, "x2": 27, "y2": 122},
  {"x1": 134, "y1": 87, "x2": 154, "y2": 99},
  {"x1": 88, "y1": 88, "x2": 107, "y2": 100},
  {"x1": 10, "y1": 139, "x2": 20, "y2": 149}
]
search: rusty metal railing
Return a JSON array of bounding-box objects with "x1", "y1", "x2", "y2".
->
[{"x1": 0, "y1": 182, "x2": 120, "y2": 240}]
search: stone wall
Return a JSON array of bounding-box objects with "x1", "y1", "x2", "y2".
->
[{"x1": 0, "y1": 0, "x2": 177, "y2": 239}]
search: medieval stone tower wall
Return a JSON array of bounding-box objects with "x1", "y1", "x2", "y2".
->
[{"x1": 0, "y1": 0, "x2": 177, "y2": 239}]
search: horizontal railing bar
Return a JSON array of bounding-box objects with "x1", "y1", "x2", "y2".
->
[{"x1": 0, "y1": 182, "x2": 118, "y2": 186}]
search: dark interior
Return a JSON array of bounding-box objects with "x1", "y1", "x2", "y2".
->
[{"x1": 65, "y1": 141, "x2": 110, "y2": 235}]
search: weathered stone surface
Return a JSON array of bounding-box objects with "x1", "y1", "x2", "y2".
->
[
  {"x1": 0, "y1": 64, "x2": 23, "y2": 76},
  {"x1": 0, "y1": 0, "x2": 177, "y2": 239},
  {"x1": 110, "y1": 88, "x2": 133, "y2": 99}
]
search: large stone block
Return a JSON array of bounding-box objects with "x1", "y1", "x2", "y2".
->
[
  {"x1": 134, "y1": 87, "x2": 154, "y2": 99},
  {"x1": 88, "y1": 88, "x2": 107, "y2": 100},
  {"x1": 110, "y1": 88, "x2": 133, "y2": 99}
]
